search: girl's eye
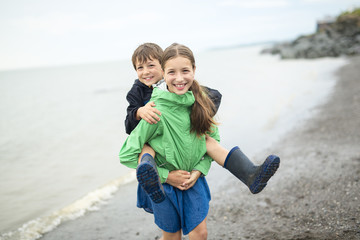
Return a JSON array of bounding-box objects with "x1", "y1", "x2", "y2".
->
[
  {"x1": 137, "y1": 66, "x2": 143, "y2": 70},
  {"x1": 167, "y1": 71, "x2": 175, "y2": 75}
]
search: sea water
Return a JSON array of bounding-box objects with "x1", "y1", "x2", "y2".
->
[{"x1": 0, "y1": 45, "x2": 347, "y2": 239}]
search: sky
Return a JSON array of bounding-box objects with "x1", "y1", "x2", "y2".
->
[{"x1": 0, "y1": 0, "x2": 359, "y2": 71}]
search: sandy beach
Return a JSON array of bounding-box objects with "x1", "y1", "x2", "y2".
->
[{"x1": 41, "y1": 56, "x2": 360, "y2": 240}]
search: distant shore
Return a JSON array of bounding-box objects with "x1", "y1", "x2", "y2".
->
[
  {"x1": 41, "y1": 56, "x2": 360, "y2": 240},
  {"x1": 261, "y1": 8, "x2": 360, "y2": 59}
]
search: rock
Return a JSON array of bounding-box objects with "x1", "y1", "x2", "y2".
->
[{"x1": 262, "y1": 8, "x2": 360, "y2": 59}]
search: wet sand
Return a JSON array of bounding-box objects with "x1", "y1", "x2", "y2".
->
[{"x1": 41, "y1": 56, "x2": 360, "y2": 240}]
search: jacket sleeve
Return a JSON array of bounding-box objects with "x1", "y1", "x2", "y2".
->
[
  {"x1": 125, "y1": 85, "x2": 143, "y2": 134},
  {"x1": 119, "y1": 120, "x2": 170, "y2": 183},
  {"x1": 192, "y1": 125, "x2": 220, "y2": 176},
  {"x1": 156, "y1": 166, "x2": 170, "y2": 184},
  {"x1": 203, "y1": 86, "x2": 222, "y2": 115}
]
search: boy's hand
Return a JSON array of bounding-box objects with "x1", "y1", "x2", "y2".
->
[
  {"x1": 182, "y1": 170, "x2": 201, "y2": 190},
  {"x1": 166, "y1": 170, "x2": 191, "y2": 190},
  {"x1": 136, "y1": 101, "x2": 161, "y2": 124}
]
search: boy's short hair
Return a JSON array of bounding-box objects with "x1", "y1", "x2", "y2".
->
[{"x1": 132, "y1": 43, "x2": 163, "y2": 70}]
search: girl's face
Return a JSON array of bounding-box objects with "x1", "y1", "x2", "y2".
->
[{"x1": 163, "y1": 56, "x2": 195, "y2": 95}]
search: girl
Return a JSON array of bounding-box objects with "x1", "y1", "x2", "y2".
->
[{"x1": 120, "y1": 43, "x2": 220, "y2": 239}]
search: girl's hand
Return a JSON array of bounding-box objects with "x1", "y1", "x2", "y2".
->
[
  {"x1": 166, "y1": 170, "x2": 190, "y2": 190},
  {"x1": 136, "y1": 101, "x2": 161, "y2": 124},
  {"x1": 182, "y1": 170, "x2": 202, "y2": 190}
]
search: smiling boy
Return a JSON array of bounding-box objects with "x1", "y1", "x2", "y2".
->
[{"x1": 125, "y1": 43, "x2": 164, "y2": 134}]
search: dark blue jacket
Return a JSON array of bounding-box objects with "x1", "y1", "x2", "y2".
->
[{"x1": 125, "y1": 79, "x2": 222, "y2": 134}]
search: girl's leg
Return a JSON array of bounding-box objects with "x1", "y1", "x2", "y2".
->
[
  {"x1": 188, "y1": 218, "x2": 208, "y2": 240},
  {"x1": 206, "y1": 135, "x2": 280, "y2": 194},
  {"x1": 160, "y1": 230, "x2": 182, "y2": 240}
]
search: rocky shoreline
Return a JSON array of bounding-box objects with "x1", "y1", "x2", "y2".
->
[
  {"x1": 262, "y1": 8, "x2": 360, "y2": 59},
  {"x1": 207, "y1": 56, "x2": 360, "y2": 240}
]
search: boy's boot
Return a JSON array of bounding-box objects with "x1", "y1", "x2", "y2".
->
[
  {"x1": 136, "y1": 153, "x2": 165, "y2": 203},
  {"x1": 224, "y1": 146, "x2": 280, "y2": 194}
]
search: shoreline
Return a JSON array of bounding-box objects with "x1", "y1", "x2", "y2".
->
[
  {"x1": 208, "y1": 55, "x2": 360, "y2": 239},
  {"x1": 40, "y1": 56, "x2": 360, "y2": 240}
]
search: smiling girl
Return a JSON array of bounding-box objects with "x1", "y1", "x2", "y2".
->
[{"x1": 120, "y1": 43, "x2": 219, "y2": 240}]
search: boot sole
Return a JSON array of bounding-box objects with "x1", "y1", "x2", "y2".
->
[
  {"x1": 136, "y1": 161, "x2": 165, "y2": 203},
  {"x1": 250, "y1": 155, "x2": 280, "y2": 194}
]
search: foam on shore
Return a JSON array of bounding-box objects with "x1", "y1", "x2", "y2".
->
[{"x1": 0, "y1": 171, "x2": 135, "y2": 240}]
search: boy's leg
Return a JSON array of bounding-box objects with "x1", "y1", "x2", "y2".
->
[
  {"x1": 138, "y1": 143, "x2": 155, "y2": 164},
  {"x1": 205, "y1": 136, "x2": 229, "y2": 166},
  {"x1": 206, "y1": 136, "x2": 280, "y2": 194},
  {"x1": 224, "y1": 146, "x2": 280, "y2": 194},
  {"x1": 188, "y1": 218, "x2": 208, "y2": 240},
  {"x1": 137, "y1": 144, "x2": 165, "y2": 203}
]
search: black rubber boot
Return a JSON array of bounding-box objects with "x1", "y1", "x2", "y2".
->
[
  {"x1": 224, "y1": 146, "x2": 280, "y2": 194},
  {"x1": 136, "y1": 153, "x2": 165, "y2": 203}
]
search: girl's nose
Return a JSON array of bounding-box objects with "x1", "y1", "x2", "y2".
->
[{"x1": 175, "y1": 72, "x2": 183, "y2": 81}]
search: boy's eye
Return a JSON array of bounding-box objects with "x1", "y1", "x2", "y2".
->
[{"x1": 137, "y1": 66, "x2": 143, "y2": 70}]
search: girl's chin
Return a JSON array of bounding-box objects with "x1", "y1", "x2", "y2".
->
[{"x1": 173, "y1": 89, "x2": 188, "y2": 95}]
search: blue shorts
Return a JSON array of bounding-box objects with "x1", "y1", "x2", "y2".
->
[{"x1": 137, "y1": 177, "x2": 211, "y2": 235}]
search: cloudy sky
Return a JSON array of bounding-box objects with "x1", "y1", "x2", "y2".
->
[{"x1": 0, "y1": 0, "x2": 358, "y2": 70}]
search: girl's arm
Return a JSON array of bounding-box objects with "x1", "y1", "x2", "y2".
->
[
  {"x1": 183, "y1": 170, "x2": 202, "y2": 190},
  {"x1": 120, "y1": 120, "x2": 159, "y2": 167},
  {"x1": 166, "y1": 170, "x2": 191, "y2": 190},
  {"x1": 120, "y1": 119, "x2": 171, "y2": 183}
]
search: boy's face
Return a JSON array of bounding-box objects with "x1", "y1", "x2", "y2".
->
[{"x1": 135, "y1": 58, "x2": 163, "y2": 87}]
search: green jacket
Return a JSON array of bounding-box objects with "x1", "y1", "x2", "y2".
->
[{"x1": 119, "y1": 87, "x2": 220, "y2": 183}]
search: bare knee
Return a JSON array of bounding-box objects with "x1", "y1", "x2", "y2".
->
[
  {"x1": 189, "y1": 220, "x2": 208, "y2": 240},
  {"x1": 193, "y1": 228, "x2": 208, "y2": 240}
]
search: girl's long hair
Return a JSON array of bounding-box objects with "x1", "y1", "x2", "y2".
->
[{"x1": 162, "y1": 43, "x2": 217, "y2": 136}]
